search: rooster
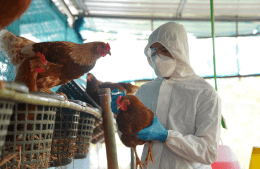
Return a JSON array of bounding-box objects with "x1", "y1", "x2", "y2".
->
[
  {"x1": 116, "y1": 95, "x2": 154, "y2": 169},
  {"x1": 86, "y1": 73, "x2": 139, "y2": 105},
  {"x1": 0, "y1": 30, "x2": 111, "y2": 97}
]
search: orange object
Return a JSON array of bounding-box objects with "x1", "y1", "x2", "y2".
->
[{"x1": 0, "y1": 0, "x2": 32, "y2": 29}]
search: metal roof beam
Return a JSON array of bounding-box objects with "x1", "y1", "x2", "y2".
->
[
  {"x1": 176, "y1": 0, "x2": 187, "y2": 18},
  {"x1": 83, "y1": 1, "x2": 259, "y2": 6},
  {"x1": 75, "y1": 0, "x2": 89, "y2": 15},
  {"x1": 76, "y1": 14, "x2": 260, "y2": 22},
  {"x1": 196, "y1": 33, "x2": 260, "y2": 38},
  {"x1": 86, "y1": 9, "x2": 260, "y2": 14},
  {"x1": 83, "y1": 1, "x2": 179, "y2": 5},
  {"x1": 85, "y1": 6, "x2": 178, "y2": 10},
  {"x1": 83, "y1": 9, "x2": 177, "y2": 13},
  {"x1": 58, "y1": 0, "x2": 76, "y2": 24}
]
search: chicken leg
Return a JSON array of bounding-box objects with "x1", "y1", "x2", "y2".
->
[
  {"x1": 145, "y1": 141, "x2": 154, "y2": 166},
  {"x1": 133, "y1": 147, "x2": 145, "y2": 169}
]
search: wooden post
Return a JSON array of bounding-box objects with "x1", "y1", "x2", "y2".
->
[{"x1": 98, "y1": 88, "x2": 119, "y2": 169}]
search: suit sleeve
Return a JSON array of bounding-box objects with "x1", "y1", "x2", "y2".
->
[{"x1": 164, "y1": 92, "x2": 222, "y2": 165}]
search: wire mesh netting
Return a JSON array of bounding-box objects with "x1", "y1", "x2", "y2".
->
[
  {"x1": 0, "y1": 0, "x2": 82, "y2": 82},
  {"x1": 19, "y1": 0, "x2": 83, "y2": 44},
  {"x1": 0, "y1": 51, "x2": 15, "y2": 81}
]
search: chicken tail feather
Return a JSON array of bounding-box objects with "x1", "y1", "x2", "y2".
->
[{"x1": 0, "y1": 29, "x2": 35, "y2": 66}]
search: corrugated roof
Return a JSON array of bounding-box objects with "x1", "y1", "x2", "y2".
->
[
  {"x1": 54, "y1": 0, "x2": 260, "y2": 20},
  {"x1": 53, "y1": 0, "x2": 260, "y2": 20},
  {"x1": 51, "y1": 0, "x2": 260, "y2": 38}
]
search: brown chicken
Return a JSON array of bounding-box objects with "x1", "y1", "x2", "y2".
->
[
  {"x1": 0, "y1": 0, "x2": 32, "y2": 29},
  {"x1": 14, "y1": 52, "x2": 49, "y2": 131},
  {"x1": 15, "y1": 52, "x2": 48, "y2": 92},
  {"x1": 86, "y1": 73, "x2": 139, "y2": 105},
  {"x1": 0, "y1": 30, "x2": 111, "y2": 97},
  {"x1": 116, "y1": 95, "x2": 154, "y2": 169}
]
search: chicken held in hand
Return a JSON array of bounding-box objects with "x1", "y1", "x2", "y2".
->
[{"x1": 116, "y1": 95, "x2": 154, "y2": 169}]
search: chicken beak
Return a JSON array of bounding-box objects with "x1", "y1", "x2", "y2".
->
[
  {"x1": 117, "y1": 104, "x2": 121, "y2": 110},
  {"x1": 107, "y1": 51, "x2": 111, "y2": 56},
  {"x1": 87, "y1": 74, "x2": 92, "y2": 80}
]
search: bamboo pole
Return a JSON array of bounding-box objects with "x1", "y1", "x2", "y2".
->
[{"x1": 98, "y1": 88, "x2": 119, "y2": 169}]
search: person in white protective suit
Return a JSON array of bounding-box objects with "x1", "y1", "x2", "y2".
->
[{"x1": 111, "y1": 22, "x2": 222, "y2": 169}]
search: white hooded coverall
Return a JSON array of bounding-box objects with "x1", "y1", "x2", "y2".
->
[{"x1": 134, "y1": 22, "x2": 222, "y2": 169}]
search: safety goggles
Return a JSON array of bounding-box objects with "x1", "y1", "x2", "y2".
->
[{"x1": 147, "y1": 46, "x2": 169, "y2": 58}]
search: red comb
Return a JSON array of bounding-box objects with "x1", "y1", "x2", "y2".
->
[
  {"x1": 106, "y1": 43, "x2": 110, "y2": 50},
  {"x1": 37, "y1": 52, "x2": 47, "y2": 64},
  {"x1": 120, "y1": 100, "x2": 130, "y2": 111},
  {"x1": 116, "y1": 95, "x2": 122, "y2": 105}
]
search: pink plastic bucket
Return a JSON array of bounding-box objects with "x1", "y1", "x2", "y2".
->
[{"x1": 211, "y1": 145, "x2": 241, "y2": 169}]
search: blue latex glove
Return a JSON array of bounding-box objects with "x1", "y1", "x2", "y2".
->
[
  {"x1": 137, "y1": 115, "x2": 168, "y2": 143},
  {"x1": 111, "y1": 89, "x2": 126, "y2": 115}
]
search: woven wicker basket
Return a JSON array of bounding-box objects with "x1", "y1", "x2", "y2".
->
[
  {"x1": 0, "y1": 100, "x2": 15, "y2": 157},
  {"x1": 0, "y1": 81, "x2": 29, "y2": 158},
  {"x1": 50, "y1": 103, "x2": 80, "y2": 167},
  {"x1": 1, "y1": 102, "x2": 56, "y2": 169},
  {"x1": 69, "y1": 100, "x2": 95, "y2": 159}
]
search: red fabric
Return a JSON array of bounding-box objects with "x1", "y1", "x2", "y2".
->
[{"x1": 211, "y1": 161, "x2": 241, "y2": 169}]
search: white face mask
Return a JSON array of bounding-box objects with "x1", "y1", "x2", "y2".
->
[{"x1": 148, "y1": 54, "x2": 177, "y2": 78}]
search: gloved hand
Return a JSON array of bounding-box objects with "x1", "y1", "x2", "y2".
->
[
  {"x1": 111, "y1": 89, "x2": 126, "y2": 115},
  {"x1": 137, "y1": 115, "x2": 168, "y2": 143}
]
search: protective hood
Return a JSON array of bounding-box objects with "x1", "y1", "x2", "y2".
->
[{"x1": 144, "y1": 22, "x2": 196, "y2": 80}]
